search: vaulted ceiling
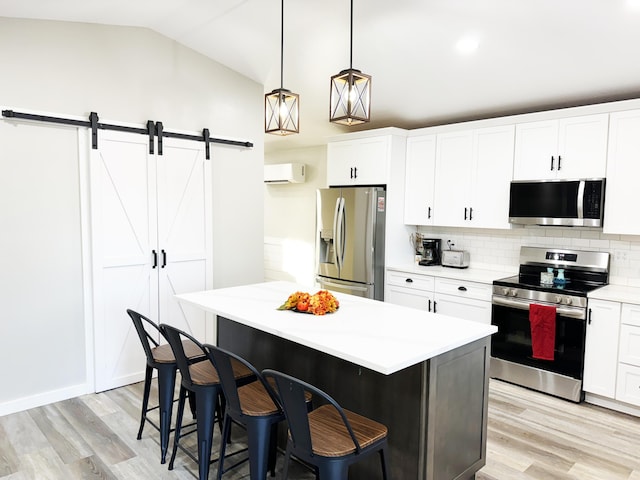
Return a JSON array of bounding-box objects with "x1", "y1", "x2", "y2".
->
[{"x1": 3, "y1": 0, "x2": 640, "y2": 152}]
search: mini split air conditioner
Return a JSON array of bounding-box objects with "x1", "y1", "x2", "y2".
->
[{"x1": 264, "y1": 163, "x2": 306, "y2": 184}]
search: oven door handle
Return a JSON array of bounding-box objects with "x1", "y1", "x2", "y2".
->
[{"x1": 492, "y1": 296, "x2": 586, "y2": 320}]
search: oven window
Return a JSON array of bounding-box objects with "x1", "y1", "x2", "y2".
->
[{"x1": 491, "y1": 304, "x2": 586, "y2": 379}]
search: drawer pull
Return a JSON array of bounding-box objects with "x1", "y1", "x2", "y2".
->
[
  {"x1": 458, "y1": 286, "x2": 467, "y2": 291},
  {"x1": 405, "y1": 278, "x2": 413, "y2": 283}
]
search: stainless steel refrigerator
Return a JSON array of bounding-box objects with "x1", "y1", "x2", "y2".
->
[{"x1": 315, "y1": 186, "x2": 386, "y2": 300}]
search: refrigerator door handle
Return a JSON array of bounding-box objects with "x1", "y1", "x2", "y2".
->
[
  {"x1": 335, "y1": 197, "x2": 346, "y2": 270},
  {"x1": 332, "y1": 197, "x2": 341, "y2": 271}
]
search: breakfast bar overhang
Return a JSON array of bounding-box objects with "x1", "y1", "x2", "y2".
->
[{"x1": 176, "y1": 281, "x2": 497, "y2": 480}]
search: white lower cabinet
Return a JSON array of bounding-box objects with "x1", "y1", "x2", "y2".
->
[
  {"x1": 385, "y1": 270, "x2": 434, "y2": 311},
  {"x1": 433, "y1": 293, "x2": 491, "y2": 325},
  {"x1": 385, "y1": 269, "x2": 491, "y2": 324},
  {"x1": 583, "y1": 299, "x2": 640, "y2": 409},
  {"x1": 433, "y1": 277, "x2": 492, "y2": 324},
  {"x1": 583, "y1": 299, "x2": 621, "y2": 398},
  {"x1": 616, "y1": 304, "x2": 640, "y2": 406}
]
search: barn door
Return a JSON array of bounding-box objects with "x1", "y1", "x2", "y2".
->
[
  {"x1": 91, "y1": 131, "x2": 213, "y2": 392},
  {"x1": 156, "y1": 137, "x2": 212, "y2": 341},
  {"x1": 90, "y1": 130, "x2": 158, "y2": 392}
]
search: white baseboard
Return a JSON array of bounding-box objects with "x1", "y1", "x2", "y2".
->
[
  {"x1": 0, "y1": 383, "x2": 93, "y2": 417},
  {"x1": 585, "y1": 393, "x2": 640, "y2": 417}
]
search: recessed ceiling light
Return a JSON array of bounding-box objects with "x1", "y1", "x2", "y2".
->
[{"x1": 456, "y1": 35, "x2": 479, "y2": 55}]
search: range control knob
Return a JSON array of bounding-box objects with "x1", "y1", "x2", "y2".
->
[
  {"x1": 510, "y1": 289, "x2": 518, "y2": 297},
  {"x1": 502, "y1": 287, "x2": 510, "y2": 296},
  {"x1": 555, "y1": 295, "x2": 562, "y2": 304},
  {"x1": 565, "y1": 297, "x2": 573, "y2": 305}
]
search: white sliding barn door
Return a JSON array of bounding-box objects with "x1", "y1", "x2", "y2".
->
[
  {"x1": 91, "y1": 131, "x2": 212, "y2": 392},
  {"x1": 91, "y1": 131, "x2": 158, "y2": 392},
  {"x1": 157, "y1": 137, "x2": 211, "y2": 341}
]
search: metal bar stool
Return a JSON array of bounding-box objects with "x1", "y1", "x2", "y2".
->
[
  {"x1": 205, "y1": 344, "x2": 286, "y2": 479},
  {"x1": 127, "y1": 309, "x2": 204, "y2": 463},
  {"x1": 263, "y1": 369, "x2": 390, "y2": 480},
  {"x1": 161, "y1": 324, "x2": 254, "y2": 480}
]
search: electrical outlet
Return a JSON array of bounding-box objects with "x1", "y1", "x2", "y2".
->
[{"x1": 614, "y1": 250, "x2": 628, "y2": 263}]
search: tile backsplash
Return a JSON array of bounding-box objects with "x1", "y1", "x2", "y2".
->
[{"x1": 416, "y1": 226, "x2": 640, "y2": 287}]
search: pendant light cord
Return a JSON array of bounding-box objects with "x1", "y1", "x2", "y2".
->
[
  {"x1": 349, "y1": 0, "x2": 354, "y2": 69},
  {"x1": 280, "y1": 0, "x2": 284, "y2": 90}
]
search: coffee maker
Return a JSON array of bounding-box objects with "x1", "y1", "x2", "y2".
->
[{"x1": 419, "y1": 238, "x2": 441, "y2": 266}]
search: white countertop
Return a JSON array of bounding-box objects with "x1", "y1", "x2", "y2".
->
[
  {"x1": 387, "y1": 263, "x2": 516, "y2": 284},
  {"x1": 588, "y1": 284, "x2": 640, "y2": 304},
  {"x1": 176, "y1": 281, "x2": 497, "y2": 376}
]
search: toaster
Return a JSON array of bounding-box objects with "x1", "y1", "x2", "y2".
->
[{"x1": 441, "y1": 250, "x2": 470, "y2": 269}]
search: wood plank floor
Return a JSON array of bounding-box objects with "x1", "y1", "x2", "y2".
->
[{"x1": 1, "y1": 379, "x2": 638, "y2": 479}]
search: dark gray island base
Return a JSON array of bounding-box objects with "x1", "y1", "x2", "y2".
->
[{"x1": 218, "y1": 316, "x2": 490, "y2": 480}]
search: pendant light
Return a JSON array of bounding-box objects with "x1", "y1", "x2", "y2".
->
[
  {"x1": 265, "y1": 0, "x2": 299, "y2": 135},
  {"x1": 329, "y1": 0, "x2": 371, "y2": 125}
]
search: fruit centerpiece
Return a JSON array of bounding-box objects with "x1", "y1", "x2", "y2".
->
[{"x1": 277, "y1": 290, "x2": 339, "y2": 316}]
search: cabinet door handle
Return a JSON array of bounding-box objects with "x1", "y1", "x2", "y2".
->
[
  {"x1": 428, "y1": 299, "x2": 431, "y2": 312},
  {"x1": 161, "y1": 249, "x2": 167, "y2": 268},
  {"x1": 458, "y1": 286, "x2": 467, "y2": 291},
  {"x1": 588, "y1": 308, "x2": 592, "y2": 325},
  {"x1": 433, "y1": 301, "x2": 437, "y2": 313},
  {"x1": 469, "y1": 207, "x2": 473, "y2": 221},
  {"x1": 353, "y1": 167, "x2": 357, "y2": 178},
  {"x1": 405, "y1": 278, "x2": 413, "y2": 283},
  {"x1": 550, "y1": 156, "x2": 555, "y2": 171},
  {"x1": 428, "y1": 206, "x2": 431, "y2": 219},
  {"x1": 558, "y1": 155, "x2": 562, "y2": 171},
  {"x1": 350, "y1": 167, "x2": 353, "y2": 179},
  {"x1": 152, "y1": 250, "x2": 158, "y2": 269},
  {"x1": 464, "y1": 207, "x2": 468, "y2": 220}
]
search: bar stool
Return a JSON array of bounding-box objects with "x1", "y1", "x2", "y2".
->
[
  {"x1": 127, "y1": 309, "x2": 204, "y2": 463},
  {"x1": 263, "y1": 369, "x2": 390, "y2": 480},
  {"x1": 160, "y1": 324, "x2": 254, "y2": 480},
  {"x1": 205, "y1": 344, "x2": 285, "y2": 480}
]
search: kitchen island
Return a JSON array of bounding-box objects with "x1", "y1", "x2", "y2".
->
[{"x1": 176, "y1": 281, "x2": 497, "y2": 480}]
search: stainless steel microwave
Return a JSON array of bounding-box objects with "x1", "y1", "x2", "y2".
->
[{"x1": 508, "y1": 178, "x2": 605, "y2": 227}]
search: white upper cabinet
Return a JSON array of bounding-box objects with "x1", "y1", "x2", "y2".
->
[
  {"x1": 470, "y1": 125, "x2": 516, "y2": 229},
  {"x1": 404, "y1": 134, "x2": 436, "y2": 225},
  {"x1": 513, "y1": 114, "x2": 609, "y2": 180},
  {"x1": 433, "y1": 130, "x2": 473, "y2": 227},
  {"x1": 603, "y1": 109, "x2": 640, "y2": 235},
  {"x1": 327, "y1": 136, "x2": 390, "y2": 186},
  {"x1": 433, "y1": 125, "x2": 514, "y2": 229}
]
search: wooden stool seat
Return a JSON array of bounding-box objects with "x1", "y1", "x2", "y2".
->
[
  {"x1": 308, "y1": 405, "x2": 388, "y2": 457},
  {"x1": 189, "y1": 357, "x2": 253, "y2": 385},
  {"x1": 152, "y1": 339, "x2": 203, "y2": 364},
  {"x1": 238, "y1": 380, "x2": 281, "y2": 416}
]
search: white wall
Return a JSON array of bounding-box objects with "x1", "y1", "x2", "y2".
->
[
  {"x1": 0, "y1": 17, "x2": 264, "y2": 415},
  {"x1": 264, "y1": 145, "x2": 327, "y2": 286}
]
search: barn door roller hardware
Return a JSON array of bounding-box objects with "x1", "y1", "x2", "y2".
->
[{"x1": 1, "y1": 110, "x2": 253, "y2": 159}]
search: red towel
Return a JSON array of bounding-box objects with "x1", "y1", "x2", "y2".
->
[{"x1": 529, "y1": 304, "x2": 556, "y2": 361}]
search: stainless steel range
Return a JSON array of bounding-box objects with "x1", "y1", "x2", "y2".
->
[{"x1": 491, "y1": 246, "x2": 610, "y2": 402}]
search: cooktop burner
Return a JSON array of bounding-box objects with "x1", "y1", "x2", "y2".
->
[
  {"x1": 493, "y1": 246, "x2": 610, "y2": 296},
  {"x1": 494, "y1": 274, "x2": 604, "y2": 296}
]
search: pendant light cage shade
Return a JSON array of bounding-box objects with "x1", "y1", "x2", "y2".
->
[
  {"x1": 265, "y1": 0, "x2": 299, "y2": 135},
  {"x1": 330, "y1": 68, "x2": 371, "y2": 125},
  {"x1": 265, "y1": 88, "x2": 299, "y2": 135}
]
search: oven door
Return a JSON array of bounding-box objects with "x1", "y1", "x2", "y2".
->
[{"x1": 491, "y1": 296, "x2": 586, "y2": 380}]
